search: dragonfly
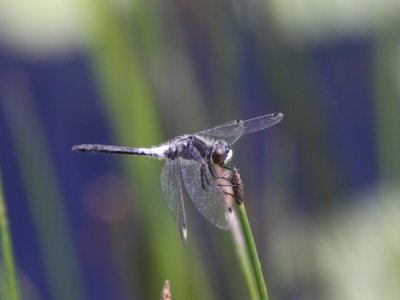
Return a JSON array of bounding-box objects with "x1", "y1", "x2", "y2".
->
[{"x1": 73, "y1": 112, "x2": 283, "y2": 244}]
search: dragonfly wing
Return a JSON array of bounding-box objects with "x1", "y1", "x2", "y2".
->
[
  {"x1": 180, "y1": 159, "x2": 232, "y2": 230},
  {"x1": 195, "y1": 120, "x2": 245, "y2": 145},
  {"x1": 195, "y1": 113, "x2": 283, "y2": 145},
  {"x1": 239, "y1": 112, "x2": 283, "y2": 135},
  {"x1": 161, "y1": 159, "x2": 188, "y2": 244}
]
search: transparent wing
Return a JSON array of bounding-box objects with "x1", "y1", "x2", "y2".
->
[
  {"x1": 161, "y1": 159, "x2": 188, "y2": 244},
  {"x1": 196, "y1": 120, "x2": 245, "y2": 145},
  {"x1": 195, "y1": 112, "x2": 283, "y2": 145},
  {"x1": 180, "y1": 159, "x2": 232, "y2": 230}
]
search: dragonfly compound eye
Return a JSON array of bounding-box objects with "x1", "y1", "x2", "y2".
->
[{"x1": 211, "y1": 140, "x2": 232, "y2": 165}]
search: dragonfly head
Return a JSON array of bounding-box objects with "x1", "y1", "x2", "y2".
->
[{"x1": 211, "y1": 140, "x2": 233, "y2": 166}]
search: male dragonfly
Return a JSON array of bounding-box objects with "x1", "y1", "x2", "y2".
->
[{"x1": 73, "y1": 112, "x2": 283, "y2": 244}]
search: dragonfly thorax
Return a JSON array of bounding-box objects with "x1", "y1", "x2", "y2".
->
[{"x1": 211, "y1": 140, "x2": 232, "y2": 166}]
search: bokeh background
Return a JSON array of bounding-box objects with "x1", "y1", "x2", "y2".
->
[{"x1": 1, "y1": 0, "x2": 400, "y2": 299}]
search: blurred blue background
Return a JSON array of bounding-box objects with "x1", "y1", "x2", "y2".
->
[{"x1": 0, "y1": 0, "x2": 399, "y2": 299}]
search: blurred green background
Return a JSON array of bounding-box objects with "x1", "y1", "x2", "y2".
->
[{"x1": 0, "y1": 0, "x2": 400, "y2": 299}]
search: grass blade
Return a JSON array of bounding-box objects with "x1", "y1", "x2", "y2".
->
[
  {"x1": 230, "y1": 168, "x2": 269, "y2": 300},
  {"x1": 230, "y1": 214, "x2": 260, "y2": 300},
  {"x1": 237, "y1": 203, "x2": 269, "y2": 300},
  {"x1": 0, "y1": 166, "x2": 20, "y2": 300}
]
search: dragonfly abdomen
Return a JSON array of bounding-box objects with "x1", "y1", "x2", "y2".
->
[{"x1": 72, "y1": 144, "x2": 167, "y2": 159}]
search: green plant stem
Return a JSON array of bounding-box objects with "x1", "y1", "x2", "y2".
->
[
  {"x1": 0, "y1": 169, "x2": 20, "y2": 300},
  {"x1": 230, "y1": 217, "x2": 260, "y2": 300},
  {"x1": 237, "y1": 203, "x2": 269, "y2": 300}
]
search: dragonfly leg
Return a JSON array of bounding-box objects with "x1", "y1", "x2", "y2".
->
[
  {"x1": 200, "y1": 163, "x2": 220, "y2": 192},
  {"x1": 201, "y1": 163, "x2": 237, "y2": 202},
  {"x1": 206, "y1": 163, "x2": 244, "y2": 204},
  {"x1": 201, "y1": 164, "x2": 233, "y2": 194},
  {"x1": 208, "y1": 161, "x2": 232, "y2": 181}
]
